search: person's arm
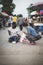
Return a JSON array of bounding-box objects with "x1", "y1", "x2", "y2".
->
[
  {"x1": 17, "y1": 34, "x2": 21, "y2": 37},
  {"x1": 17, "y1": 30, "x2": 21, "y2": 37},
  {"x1": 23, "y1": 31, "x2": 28, "y2": 35},
  {"x1": 8, "y1": 30, "x2": 11, "y2": 35}
]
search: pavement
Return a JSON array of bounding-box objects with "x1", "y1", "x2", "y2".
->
[{"x1": 0, "y1": 28, "x2": 43, "y2": 65}]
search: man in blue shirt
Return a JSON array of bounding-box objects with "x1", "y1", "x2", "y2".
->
[
  {"x1": 26, "y1": 26, "x2": 38, "y2": 37},
  {"x1": 23, "y1": 24, "x2": 42, "y2": 45}
]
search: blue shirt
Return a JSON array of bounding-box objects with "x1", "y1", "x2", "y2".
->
[
  {"x1": 17, "y1": 18, "x2": 23, "y2": 25},
  {"x1": 26, "y1": 26, "x2": 38, "y2": 37}
]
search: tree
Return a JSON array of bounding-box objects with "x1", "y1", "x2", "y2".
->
[
  {"x1": 0, "y1": 0, "x2": 16, "y2": 15},
  {"x1": 27, "y1": 4, "x2": 33, "y2": 17}
]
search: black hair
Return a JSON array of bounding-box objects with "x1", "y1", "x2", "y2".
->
[
  {"x1": 12, "y1": 22, "x2": 17, "y2": 29},
  {"x1": 13, "y1": 14, "x2": 16, "y2": 16}
]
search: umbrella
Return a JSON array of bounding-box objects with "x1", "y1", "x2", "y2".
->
[
  {"x1": 40, "y1": 10, "x2": 43, "y2": 15},
  {"x1": 32, "y1": 2, "x2": 43, "y2": 11},
  {"x1": 30, "y1": 11, "x2": 38, "y2": 15},
  {"x1": 0, "y1": 12, "x2": 9, "y2": 17}
]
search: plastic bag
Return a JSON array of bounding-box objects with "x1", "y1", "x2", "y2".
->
[{"x1": 20, "y1": 33, "x2": 27, "y2": 42}]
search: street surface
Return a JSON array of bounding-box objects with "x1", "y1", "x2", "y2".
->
[{"x1": 0, "y1": 28, "x2": 43, "y2": 65}]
